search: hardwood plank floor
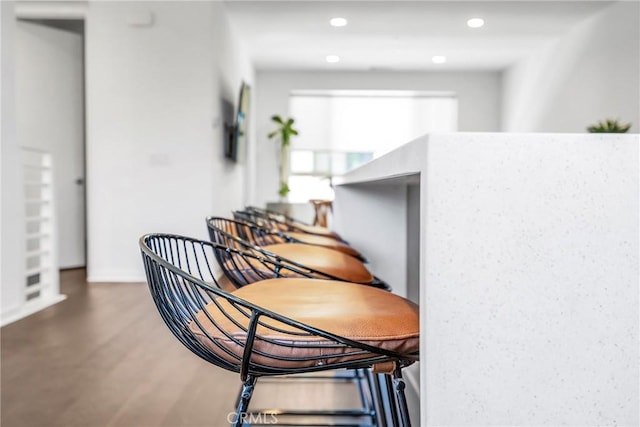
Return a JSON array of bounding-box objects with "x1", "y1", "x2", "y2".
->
[{"x1": 1, "y1": 269, "x2": 363, "y2": 427}]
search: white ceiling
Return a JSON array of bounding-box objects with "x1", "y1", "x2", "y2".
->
[{"x1": 223, "y1": 1, "x2": 615, "y2": 71}]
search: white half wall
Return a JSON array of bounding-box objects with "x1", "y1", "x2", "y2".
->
[
  {"x1": 85, "y1": 1, "x2": 254, "y2": 282},
  {"x1": 502, "y1": 1, "x2": 640, "y2": 132},
  {"x1": 252, "y1": 70, "x2": 500, "y2": 207}
]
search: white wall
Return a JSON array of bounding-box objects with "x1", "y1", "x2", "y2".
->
[
  {"x1": 1, "y1": 0, "x2": 26, "y2": 317},
  {"x1": 253, "y1": 70, "x2": 500, "y2": 207},
  {"x1": 85, "y1": 1, "x2": 254, "y2": 282},
  {"x1": 502, "y1": 1, "x2": 639, "y2": 132}
]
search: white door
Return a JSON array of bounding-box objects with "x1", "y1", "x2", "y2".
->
[{"x1": 15, "y1": 20, "x2": 86, "y2": 269}]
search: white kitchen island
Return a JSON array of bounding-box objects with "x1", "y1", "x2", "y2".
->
[{"x1": 333, "y1": 133, "x2": 639, "y2": 426}]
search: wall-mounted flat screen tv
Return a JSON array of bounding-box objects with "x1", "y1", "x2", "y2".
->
[{"x1": 225, "y1": 81, "x2": 250, "y2": 162}]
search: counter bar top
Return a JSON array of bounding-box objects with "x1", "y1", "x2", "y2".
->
[{"x1": 334, "y1": 132, "x2": 639, "y2": 427}]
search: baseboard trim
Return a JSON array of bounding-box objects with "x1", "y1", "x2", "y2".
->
[{"x1": 1, "y1": 294, "x2": 67, "y2": 327}]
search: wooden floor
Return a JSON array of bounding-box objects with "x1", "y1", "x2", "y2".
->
[{"x1": 1, "y1": 269, "x2": 363, "y2": 427}]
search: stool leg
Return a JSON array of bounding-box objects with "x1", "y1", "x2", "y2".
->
[
  {"x1": 382, "y1": 373, "x2": 400, "y2": 427},
  {"x1": 366, "y1": 369, "x2": 387, "y2": 427},
  {"x1": 393, "y1": 367, "x2": 412, "y2": 427},
  {"x1": 355, "y1": 369, "x2": 374, "y2": 420},
  {"x1": 233, "y1": 375, "x2": 257, "y2": 427}
]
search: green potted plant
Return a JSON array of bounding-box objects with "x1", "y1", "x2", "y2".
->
[
  {"x1": 268, "y1": 115, "x2": 299, "y2": 199},
  {"x1": 587, "y1": 119, "x2": 632, "y2": 133}
]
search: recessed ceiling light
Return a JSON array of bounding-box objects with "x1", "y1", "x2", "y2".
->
[
  {"x1": 326, "y1": 55, "x2": 340, "y2": 63},
  {"x1": 432, "y1": 55, "x2": 446, "y2": 64},
  {"x1": 330, "y1": 17, "x2": 348, "y2": 27},
  {"x1": 467, "y1": 18, "x2": 484, "y2": 28}
]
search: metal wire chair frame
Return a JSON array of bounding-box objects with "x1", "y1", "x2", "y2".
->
[
  {"x1": 239, "y1": 206, "x2": 348, "y2": 243},
  {"x1": 140, "y1": 233, "x2": 417, "y2": 427},
  {"x1": 229, "y1": 212, "x2": 368, "y2": 263},
  {"x1": 206, "y1": 217, "x2": 393, "y2": 424},
  {"x1": 206, "y1": 216, "x2": 388, "y2": 290},
  {"x1": 245, "y1": 205, "x2": 312, "y2": 226},
  {"x1": 210, "y1": 215, "x2": 298, "y2": 246}
]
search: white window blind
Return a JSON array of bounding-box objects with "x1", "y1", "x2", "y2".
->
[
  {"x1": 289, "y1": 90, "x2": 458, "y2": 157},
  {"x1": 287, "y1": 90, "x2": 458, "y2": 202}
]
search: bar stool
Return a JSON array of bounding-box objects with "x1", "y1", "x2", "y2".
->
[
  {"x1": 241, "y1": 206, "x2": 344, "y2": 241},
  {"x1": 207, "y1": 217, "x2": 394, "y2": 423},
  {"x1": 139, "y1": 234, "x2": 419, "y2": 427},
  {"x1": 206, "y1": 216, "x2": 388, "y2": 290},
  {"x1": 309, "y1": 199, "x2": 333, "y2": 228},
  {"x1": 215, "y1": 214, "x2": 366, "y2": 261}
]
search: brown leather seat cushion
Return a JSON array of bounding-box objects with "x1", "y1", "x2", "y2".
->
[
  {"x1": 292, "y1": 223, "x2": 341, "y2": 240},
  {"x1": 286, "y1": 232, "x2": 362, "y2": 258},
  {"x1": 189, "y1": 278, "x2": 419, "y2": 369},
  {"x1": 262, "y1": 243, "x2": 373, "y2": 283}
]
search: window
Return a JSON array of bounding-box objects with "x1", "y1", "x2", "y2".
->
[{"x1": 287, "y1": 90, "x2": 458, "y2": 202}]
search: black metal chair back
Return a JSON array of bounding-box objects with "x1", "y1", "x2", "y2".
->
[
  {"x1": 206, "y1": 216, "x2": 389, "y2": 289},
  {"x1": 208, "y1": 215, "x2": 286, "y2": 247},
  {"x1": 238, "y1": 207, "x2": 346, "y2": 242},
  {"x1": 141, "y1": 234, "x2": 412, "y2": 372},
  {"x1": 140, "y1": 233, "x2": 417, "y2": 426},
  {"x1": 231, "y1": 212, "x2": 369, "y2": 263},
  {"x1": 233, "y1": 209, "x2": 292, "y2": 234},
  {"x1": 204, "y1": 217, "x2": 327, "y2": 287},
  {"x1": 245, "y1": 205, "x2": 307, "y2": 225}
]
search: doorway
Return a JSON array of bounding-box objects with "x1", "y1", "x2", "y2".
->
[{"x1": 15, "y1": 19, "x2": 87, "y2": 272}]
